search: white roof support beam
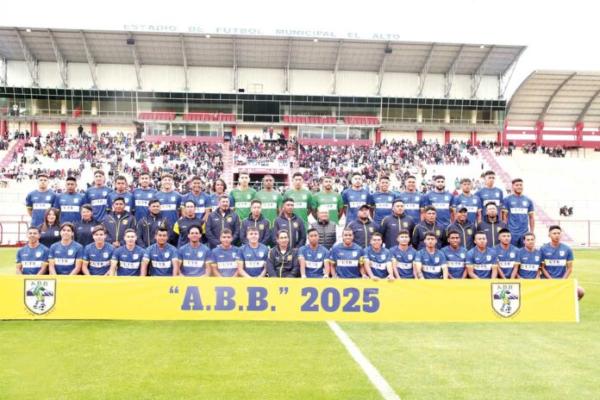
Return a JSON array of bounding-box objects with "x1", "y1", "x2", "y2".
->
[
  {"x1": 331, "y1": 40, "x2": 343, "y2": 94},
  {"x1": 498, "y1": 46, "x2": 525, "y2": 99},
  {"x1": 539, "y1": 72, "x2": 577, "y2": 122},
  {"x1": 128, "y1": 35, "x2": 142, "y2": 90},
  {"x1": 0, "y1": 57, "x2": 7, "y2": 86},
  {"x1": 14, "y1": 28, "x2": 39, "y2": 87},
  {"x1": 417, "y1": 43, "x2": 436, "y2": 97},
  {"x1": 232, "y1": 38, "x2": 238, "y2": 91},
  {"x1": 376, "y1": 42, "x2": 391, "y2": 96},
  {"x1": 444, "y1": 44, "x2": 464, "y2": 98},
  {"x1": 577, "y1": 86, "x2": 600, "y2": 125},
  {"x1": 48, "y1": 29, "x2": 68, "y2": 88},
  {"x1": 471, "y1": 45, "x2": 495, "y2": 98},
  {"x1": 80, "y1": 31, "x2": 98, "y2": 89},
  {"x1": 284, "y1": 39, "x2": 292, "y2": 93},
  {"x1": 180, "y1": 34, "x2": 189, "y2": 91}
]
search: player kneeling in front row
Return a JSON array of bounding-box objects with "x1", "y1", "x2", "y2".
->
[
  {"x1": 238, "y1": 227, "x2": 269, "y2": 278},
  {"x1": 390, "y1": 230, "x2": 418, "y2": 279},
  {"x1": 16, "y1": 226, "x2": 49, "y2": 275},
  {"x1": 178, "y1": 225, "x2": 211, "y2": 277},
  {"x1": 110, "y1": 229, "x2": 146, "y2": 276},
  {"x1": 298, "y1": 228, "x2": 330, "y2": 278},
  {"x1": 81, "y1": 225, "x2": 114, "y2": 276},
  {"x1": 363, "y1": 233, "x2": 394, "y2": 280},
  {"x1": 466, "y1": 232, "x2": 498, "y2": 279},
  {"x1": 540, "y1": 225, "x2": 584, "y2": 300},
  {"x1": 513, "y1": 233, "x2": 541, "y2": 279},
  {"x1": 327, "y1": 228, "x2": 365, "y2": 279},
  {"x1": 414, "y1": 232, "x2": 449, "y2": 279},
  {"x1": 141, "y1": 227, "x2": 180, "y2": 277}
]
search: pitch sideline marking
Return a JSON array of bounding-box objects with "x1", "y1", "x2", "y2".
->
[{"x1": 327, "y1": 321, "x2": 400, "y2": 400}]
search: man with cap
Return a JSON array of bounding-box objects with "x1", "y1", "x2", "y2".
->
[
  {"x1": 380, "y1": 199, "x2": 415, "y2": 249},
  {"x1": 445, "y1": 206, "x2": 476, "y2": 250},
  {"x1": 347, "y1": 204, "x2": 378, "y2": 249}
]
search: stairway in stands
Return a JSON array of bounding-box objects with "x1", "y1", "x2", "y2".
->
[
  {"x1": 479, "y1": 148, "x2": 574, "y2": 243},
  {"x1": 0, "y1": 139, "x2": 24, "y2": 169},
  {"x1": 221, "y1": 144, "x2": 235, "y2": 188}
]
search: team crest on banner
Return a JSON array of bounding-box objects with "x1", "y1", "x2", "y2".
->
[
  {"x1": 24, "y1": 279, "x2": 56, "y2": 315},
  {"x1": 491, "y1": 283, "x2": 520, "y2": 318}
]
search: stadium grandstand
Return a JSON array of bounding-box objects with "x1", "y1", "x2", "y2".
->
[{"x1": 0, "y1": 27, "x2": 597, "y2": 247}]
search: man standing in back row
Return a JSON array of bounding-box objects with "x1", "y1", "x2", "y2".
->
[
  {"x1": 284, "y1": 172, "x2": 313, "y2": 229},
  {"x1": 230, "y1": 172, "x2": 256, "y2": 221},
  {"x1": 502, "y1": 178, "x2": 535, "y2": 247}
]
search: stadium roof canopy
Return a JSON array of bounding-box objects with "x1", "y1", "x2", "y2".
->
[
  {"x1": 507, "y1": 70, "x2": 600, "y2": 129},
  {"x1": 0, "y1": 27, "x2": 525, "y2": 76}
]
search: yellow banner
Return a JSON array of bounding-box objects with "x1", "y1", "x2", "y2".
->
[{"x1": 0, "y1": 276, "x2": 579, "y2": 322}]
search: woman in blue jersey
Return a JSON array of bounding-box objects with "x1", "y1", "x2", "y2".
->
[
  {"x1": 48, "y1": 222, "x2": 83, "y2": 275},
  {"x1": 38, "y1": 207, "x2": 61, "y2": 248},
  {"x1": 210, "y1": 179, "x2": 230, "y2": 209},
  {"x1": 363, "y1": 233, "x2": 394, "y2": 280}
]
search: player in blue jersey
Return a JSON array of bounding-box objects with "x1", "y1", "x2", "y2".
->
[
  {"x1": 209, "y1": 229, "x2": 242, "y2": 277},
  {"x1": 16, "y1": 226, "x2": 49, "y2": 275},
  {"x1": 451, "y1": 178, "x2": 481, "y2": 225},
  {"x1": 84, "y1": 170, "x2": 112, "y2": 222},
  {"x1": 298, "y1": 228, "x2": 330, "y2": 278},
  {"x1": 141, "y1": 227, "x2": 179, "y2": 276},
  {"x1": 327, "y1": 228, "x2": 365, "y2": 279},
  {"x1": 81, "y1": 225, "x2": 114, "y2": 276},
  {"x1": 154, "y1": 173, "x2": 182, "y2": 227},
  {"x1": 476, "y1": 170, "x2": 504, "y2": 213},
  {"x1": 441, "y1": 230, "x2": 468, "y2": 279},
  {"x1": 177, "y1": 225, "x2": 211, "y2": 277},
  {"x1": 109, "y1": 229, "x2": 145, "y2": 276},
  {"x1": 369, "y1": 175, "x2": 397, "y2": 226},
  {"x1": 107, "y1": 175, "x2": 134, "y2": 214},
  {"x1": 514, "y1": 233, "x2": 541, "y2": 279},
  {"x1": 502, "y1": 178, "x2": 535, "y2": 247},
  {"x1": 466, "y1": 232, "x2": 498, "y2": 279},
  {"x1": 390, "y1": 230, "x2": 417, "y2": 279},
  {"x1": 495, "y1": 228, "x2": 520, "y2": 279},
  {"x1": 182, "y1": 176, "x2": 212, "y2": 224},
  {"x1": 238, "y1": 226, "x2": 269, "y2": 277},
  {"x1": 363, "y1": 233, "x2": 394, "y2": 280},
  {"x1": 540, "y1": 225, "x2": 584, "y2": 299},
  {"x1": 25, "y1": 173, "x2": 56, "y2": 227},
  {"x1": 414, "y1": 232, "x2": 448, "y2": 279},
  {"x1": 54, "y1": 177, "x2": 85, "y2": 223},
  {"x1": 342, "y1": 173, "x2": 371, "y2": 224},
  {"x1": 421, "y1": 175, "x2": 453, "y2": 227},
  {"x1": 48, "y1": 222, "x2": 83, "y2": 275},
  {"x1": 132, "y1": 172, "x2": 157, "y2": 221},
  {"x1": 398, "y1": 175, "x2": 422, "y2": 222}
]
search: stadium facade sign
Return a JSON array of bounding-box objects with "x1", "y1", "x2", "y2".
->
[{"x1": 0, "y1": 277, "x2": 579, "y2": 323}]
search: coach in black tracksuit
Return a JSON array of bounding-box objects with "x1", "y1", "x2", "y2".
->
[
  {"x1": 379, "y1": 199, "x2": 416, "y2": 249},
  {"x1": 205, "y1": 197, "x2": 241, "y2": 248},
  {"x1": 240, "y1": 210, "x2": 272, "y2": 246},
  {"x1": 347, "y1": 204, "x2": 378, "y2": 248},
  {"x1": 412, "y1": 206, "x2": 446, "y2": 249},
  {"x1": 272, "y1": 199, "x2": 306, "y2": 249}
]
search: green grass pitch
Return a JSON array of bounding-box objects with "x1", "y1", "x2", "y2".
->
[{"x1": 0, "y1": 248, "x2": 598, "y2": 399}]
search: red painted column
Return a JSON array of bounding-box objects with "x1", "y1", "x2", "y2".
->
[
  {"x1": 60, "y1": 121, "x2": 67, "y2": 135},
  {"x1": 375, "y1": 128, "x2": 381, "y2": 144},
  {"x1": 1, "y1": 120, "x2": 7, "y2": 137},
  {"x1": 416, "y1": 129, "x2": 423, "y2": 143},
  {"x1": 30, "y1": 121, "x2": 38, "y2": 136},
  {"x1": 469, "y1": 131, "x2": 477, "y2": 146},
  {"x1": 535, "y1": 120, "x2": 544, "y2": 146},
  {"x1": 283, "y1": 126, "x2": 290, "y2": 140},
  {"x1": 496, "y1": 131, "x2": 502, "y2": 145},
  {"x1": 444, "y1": 130, "x2": 450, "y2": 145},
  {"x1": 575, "y1": 121, "x2": 584, "y2": 147},
  {"x1": 231, "y1": 125, "x2": 237, "y2": 137},
  {"x1": 91, "y1": 123, "x2": 98, "y2": 134}
]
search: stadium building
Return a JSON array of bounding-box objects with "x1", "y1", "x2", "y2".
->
[{"x1": 0, "y1": 26, "x2": 598, "y2": 246}]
